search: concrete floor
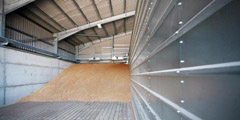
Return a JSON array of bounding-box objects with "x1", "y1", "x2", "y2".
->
[{"x1": 0, "y1": 101, "x2": 135, "y2": 120}]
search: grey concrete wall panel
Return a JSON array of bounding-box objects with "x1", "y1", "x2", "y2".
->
[
  {"x1": 5, "y1": 64, "x2": 58, "y2": 86},
  {"x1": 0, "y1": 47, "x2": 73, "y2": 105},
  {"x1": 5, "y1": 48, "x2": 58, "y2": 68},
  {"x1": 5, "y1": 84, "x2": 45, "y2": 105},
  {"x1": 59, "y1": 60, "x2": 73, "y2": 69}
]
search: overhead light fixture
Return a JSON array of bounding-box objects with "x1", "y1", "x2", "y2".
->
[
  {"x1": 118, "y1": 57, "x2": 124, "y2": 60},
  {"x1": 89, "y1": 57, "x2": 101, "y2": 61},
  {"x1": 97, "y1": 24, "x2": 102, "y2": 28},
  {"x1": 112, "y1": 56, "x2": 117, "y2": 60},
  {"x1": 95, "y1": 57, "x2": 101, "y2": 60}
]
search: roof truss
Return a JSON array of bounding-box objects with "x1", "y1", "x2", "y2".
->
[{"x1": 54, "y1": 11, "x2": 135, "y2": 41}]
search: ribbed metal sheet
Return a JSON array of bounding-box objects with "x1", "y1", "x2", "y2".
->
[
  {"x1": 0, "y1": 101, "x2": 135, "y2": 120},
  {"x1": 130, "y1": 0, "x2": 240, "y2": 120}
]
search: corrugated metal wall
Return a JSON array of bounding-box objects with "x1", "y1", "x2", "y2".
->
[
  {"x1": 129, "y1": 0, "x2": 240, "y2": 120},
  {"x1": 5, "y1": 13, "x2": 75, "y2": 58},
  {"x1": 78, "y1": 32, "x2": 131, "y2": 63},
  {"x1": 58, "y1": 40, "x2": 75, "y2": 58}
]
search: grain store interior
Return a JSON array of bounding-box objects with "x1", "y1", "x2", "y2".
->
[{"x1": 0, "y1": 0, "x2": 240, "y2": 120}]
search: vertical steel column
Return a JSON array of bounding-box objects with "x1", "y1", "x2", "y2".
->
[
  {"x1": 112, "y1": 35, "x2": 114, "y2": 63},
  {"x1": 0, "y1": 0, "x2": 5, "y2": 37},
  {"x1": 53, "y1": 38, "x2": 58, "y2": 54},
  {"x1": 75, "y1": 46, "x2": 79, "y2": 59},
  {"x1": 0, "y1": 0, "x2": 6, "y2": 105}
]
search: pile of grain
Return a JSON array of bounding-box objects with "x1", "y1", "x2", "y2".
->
[{"x1": 17, "y1": 63, "x2": 131, "y2": 102}]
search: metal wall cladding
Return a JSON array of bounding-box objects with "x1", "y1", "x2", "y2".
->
[
  {"x1": 131, "y1": 0, "x2": 212, "y2": 69},
  {"x1": 6, "y1": 13, "x2": 53, "y2": 39},
  {"x1": 58, "y1": 49, "x2": 75, "y2": 59},
  {"x1": 180, "y1": 3, "x2": 240, "y2": 67},
  {"x1": 5, "y1": 13, "x2": 54, "y2": 53},
  {"x1": 78, "y1": 34, "x2": 131, "y2": 61},
  {"x1": 58, "y1": 40, "x2": 75, "y2": 58},
  {"x1": 130, "y1": 0, "x2": 240, "y2": 120},
  {"x1": 5, "y1": 13, "x2": 75, "y2": 58}
]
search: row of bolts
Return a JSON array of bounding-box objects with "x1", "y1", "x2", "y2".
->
[{"x1": 142, "y1": 0, "x2": 186, "y2": 117}]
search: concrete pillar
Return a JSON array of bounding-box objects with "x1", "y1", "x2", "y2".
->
[
  {"x1": 75, "y1": 46, "x2": 79, "y2": 59},
  {"x1": 0, "y1": 0, "x2": 5, "y2": 37}
]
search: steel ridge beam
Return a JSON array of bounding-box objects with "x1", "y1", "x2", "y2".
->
[{"x1": 55, "y1": 11, "x2": 135, "y2": 41}]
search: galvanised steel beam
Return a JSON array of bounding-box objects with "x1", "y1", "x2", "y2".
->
[
  {"x1": 55, "y1": 11, "x2": 135, "y2": 41},
  {"x1": 123, "y1": 0, "x2": 126, "y2": 33},
  {"x1": 4, "y1": 0, "x2": 35, "y2": 14},
  {"x1": 6, "y1": 25, "x2": 53, "y2": 45},
  {"x1": 73, "y1": 0, "x2": 101, "y2": 41},
  {"x1": 72, "y1": 36, "x2": 84, "y2": 44},
  {"x1": 92, "y1": 0, "x2": 102, "y2": 19},
  {"x1": 25, "y1": 8, "x2": 60, "y2": 32},
  {"x1": 67, "y1": 38, "x2": 78, "y2": 45},
  {"x1": 108, "y1": 0, "x2": 117, "y2": 35},
  {"x1": 17, "y1": 12, "x2": 52, "y2": 33},
  {"x1": 31, "y1": 4, "x2": 65, "y2": 31},
  {"x1": 51, "y1": 0, "x2": 77, "y2": 27},
  {"x1": 75, "y1": 33, "x2": 106, "y2": 37},
  {"x1": 17, "y1": 37, "x2": 54, "y2": 42},
  {"x1": 123, "y1": 18, "x2": 126, "y2": 33},
  {"x1": 0, "y1": 0, "x2": 6, "y2": 106},
  {"x1": 0, "y1": 0, "x2": 5, "y2": 37},
  {"x1": 75, "y1": 46, "x2": 79, "y2": 59},
  {"x1": 131, "y1": 61, "x2": 240, "y2": 76},
  {"x1": 92, "y1": 28, "x2": 101, "y2": 39},
  {"x1": 109, "y1": 0, "x2": 114, "y2": 16},
  {"x1": 72, "y1": 0, "x2": 89, "y2": 23},
  {"x1": 79, "y1": 31, "x2": 132, "y2": 51},
  {"x1": 113, "y1": 22, "x2": 117, "y2": 35},
  {"x1": 69, "y1": 37, "x2": 80, "y2": 45},
  {"x1": 0, "y1": 37, "x2": 78, "y2": 63},
  {"x1": 102, "y1": 25, "x2": 109, "y2": 37},
  {"x1": 72, "y1": 35, "x2": 85, "y2": 45},
  {"x1": 82, "y1": 31, "x2": 93, "y2": 42},
  {"x1": 65, "y1": 39, "x2": 76, "y2": 46},
  {"x1": 6, "y1": 25, "x2": 75, "y2": 54}
]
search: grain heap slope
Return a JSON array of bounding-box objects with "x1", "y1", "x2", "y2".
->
[{"x1": 18, "y1": 63, "x2": 131, "y2": 102}]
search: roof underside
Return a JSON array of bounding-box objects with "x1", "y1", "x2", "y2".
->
[{"x1": 12, "y1": 0, "x2": 137, "y2": 46}]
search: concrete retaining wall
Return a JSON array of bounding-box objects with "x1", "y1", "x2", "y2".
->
[{"x1": 0, "y1": 47, "x2": 73, "y2": 105}]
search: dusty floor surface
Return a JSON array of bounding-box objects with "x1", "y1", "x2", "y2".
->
[{"x1": 17, "y1": 63, "x2": 131, "y2": 102}]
